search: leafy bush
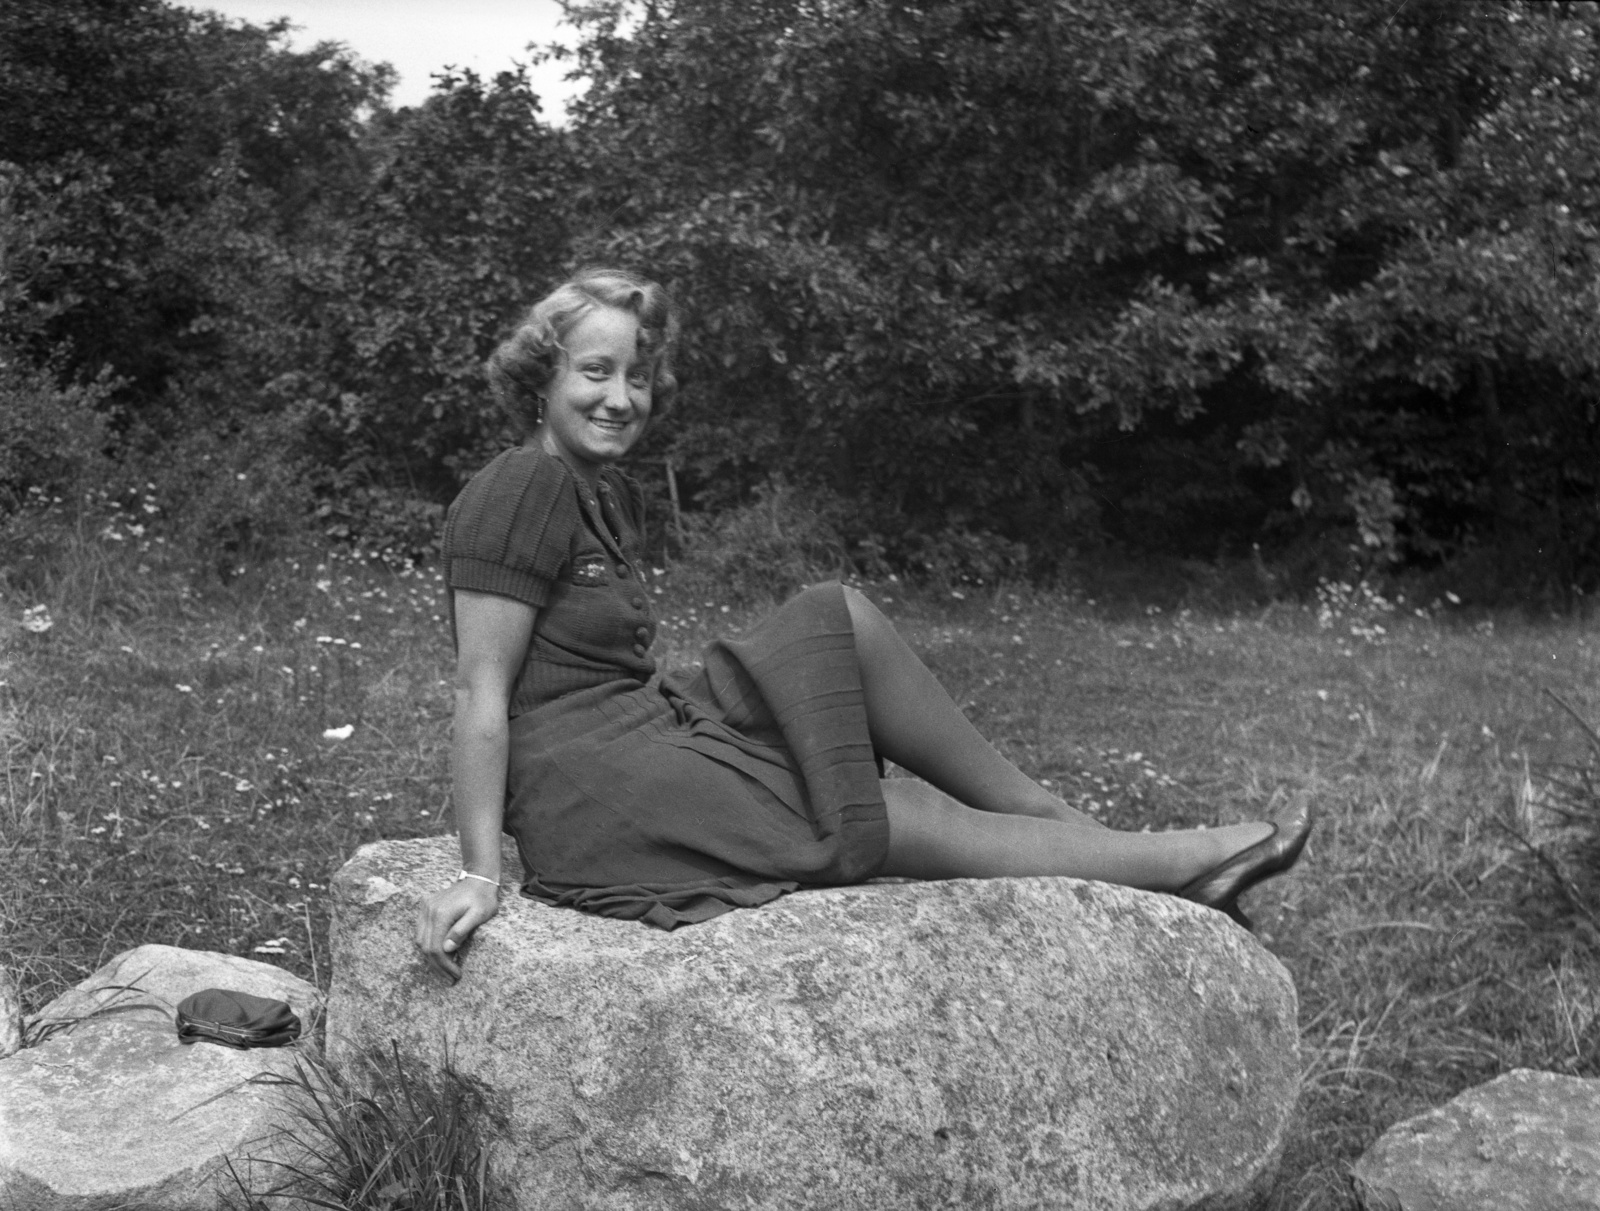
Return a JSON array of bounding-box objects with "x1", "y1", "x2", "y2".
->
[
  {"x1": 663, "y1": 474, "x2": 1034, "y2": 603},
  {"x1": 0, "y1": 358, "x2": 110, "y2": 512},
  {"x1": 667, "y1": 478, "x2": 857, "y2": 605},
  {"x1": 565, "y1": 0, "x2": 1600, "y2": 592},
  {"x1": 9, "y1": 0, "x2": 1600, "y2": 595},
  {"x1": 120, "y1": 414, "x2": 318, "y2": 582},
  {"x1": 316, "y1": 486, "x2": 445, "y2": 567},
  {"x1": 871, "y1": 521, "x2": 1031, "y2": 589}
]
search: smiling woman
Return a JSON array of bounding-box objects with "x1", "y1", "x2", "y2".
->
[{"x1": 413, "y1": 267, "x2": 1313, "y2": 980}]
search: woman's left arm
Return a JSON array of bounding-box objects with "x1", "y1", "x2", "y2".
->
[{"x1": 414, "y1": 590, "x2": 536, "y2": 980}]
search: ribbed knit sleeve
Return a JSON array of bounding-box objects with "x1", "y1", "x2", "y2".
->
[{"x1": 442, "y1": 446, "x2": 579, "y2": 609}]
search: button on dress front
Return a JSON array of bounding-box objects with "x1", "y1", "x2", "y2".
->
[{"x1": 442, "y1": 444, "x2": 890, "y2": 929}]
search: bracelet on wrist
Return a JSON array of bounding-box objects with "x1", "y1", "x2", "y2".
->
[{"x1": 457, "y1": 870, "x2": 500, "y2": 888}]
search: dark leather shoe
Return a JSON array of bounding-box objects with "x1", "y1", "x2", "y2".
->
[{"x1": 1180, "y1": 798, "x2": 1314, "y2": 929}]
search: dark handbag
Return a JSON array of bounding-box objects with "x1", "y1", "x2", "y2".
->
[{"x1": 175, "y1": 988, "x2": 302, "y2": 1049}]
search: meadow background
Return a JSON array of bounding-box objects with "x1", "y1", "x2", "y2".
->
[
  {"x1": 4, "y1": 0, "x2": 1600, "y2": 1205},
  {"x1": 3, "y1": 509, "x2": 1597, "y2": 1208}
]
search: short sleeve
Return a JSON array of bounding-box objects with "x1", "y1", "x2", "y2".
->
[{"x1": 442, "y1": 446, "x2": 580, "y2": 609}]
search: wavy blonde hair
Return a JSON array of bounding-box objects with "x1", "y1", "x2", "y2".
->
[{"x1": 486, "y1": 268, "x2": 680, "y2": 435}]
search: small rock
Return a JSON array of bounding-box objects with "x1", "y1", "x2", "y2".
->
[
  {"x1": 0, "y1": 945, "x2": 324, "y2": 1211},
  {"x1": 330, "y1": 837, "x2": 1302, "y2": 1211},
  {"x1": 1353, "y1": 1068, "x2": 1600, "y2": 1210}
]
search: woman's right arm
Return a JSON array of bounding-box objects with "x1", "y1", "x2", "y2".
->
[{"x1": 414, "y1": 589, "x2": 537, "y2": 981}]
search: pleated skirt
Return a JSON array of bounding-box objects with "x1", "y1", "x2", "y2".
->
[{"x1": 505, "y1": 581, "x2": 890, "y2": 928}]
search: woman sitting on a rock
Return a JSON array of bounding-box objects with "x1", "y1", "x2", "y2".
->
[{"x1": 415, "y1": 268, "x2": 1312, "y2": 979}]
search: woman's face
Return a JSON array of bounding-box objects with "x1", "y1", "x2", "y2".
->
[{"x1": 539, "y1": 306, "x2": 653, "y2": 479}]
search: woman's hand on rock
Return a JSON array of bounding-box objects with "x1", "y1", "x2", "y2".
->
[{"x1": 415, "y1": 879, "x2": 500, "y2": 981}]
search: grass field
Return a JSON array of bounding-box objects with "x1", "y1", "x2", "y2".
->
[{"x1": 3, "y1": 520, "x2": 1598, "y2": 1209}]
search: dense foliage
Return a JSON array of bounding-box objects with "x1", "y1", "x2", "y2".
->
[{"x1": 3, "y1": 0, "x2": 1598, "y2": 598}]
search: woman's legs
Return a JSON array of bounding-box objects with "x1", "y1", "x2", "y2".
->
[
  {"x1": 844, "y1": 586, "x2": 1101, "y2": 825},
  {"x1": 843, "y1": 586, "x2": 1273, "y2": 890},
  {"x1": 879, "y1": 781, "x2": 1271, "y2": 890}
]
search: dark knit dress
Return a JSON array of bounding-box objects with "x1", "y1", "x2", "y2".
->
[{"x1": 442, "y1": 444, "x2": 890, "y2": 929}]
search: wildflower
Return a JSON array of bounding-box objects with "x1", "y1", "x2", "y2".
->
[{"x1": 22, "y1": 605, "x2": 53, "y2": 633}]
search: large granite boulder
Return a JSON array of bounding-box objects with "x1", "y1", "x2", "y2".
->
[
  {"x1": 329, "y1": 837, "x2": 1302, "y2": 1211},
  {"x1": 1353, "y1": 1068, "x2": 1600, "y2": 1210},
  {"x1": 0, "y1": 944, "x2": 322, "y2": 1211}
]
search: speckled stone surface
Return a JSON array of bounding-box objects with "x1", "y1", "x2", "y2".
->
[
  {"x1": 0, "y1": 945, "x2": 322, "y2": 1211},
  {"x1": 330, "y1": 836, "x2": 1302, "y2": 1211},
  {"x1": 1354, "y1": 1068, "x2": 1600, "y2": 1211}
]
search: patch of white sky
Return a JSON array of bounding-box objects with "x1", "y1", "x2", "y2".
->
[{"x1": 184, "y1": 0, "x2": 588, "y2": 119}]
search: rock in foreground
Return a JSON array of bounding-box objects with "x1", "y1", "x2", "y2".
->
[
  {"x1": 1353, "y1": 1068, "x2": 1600, "y2": 1211},
  {"x1": 330, "y1": 837, "x2": 1301, "y2": 1211},
  {"x1": 0, "y1": 945, "x2": 322, "y2": 1211}
]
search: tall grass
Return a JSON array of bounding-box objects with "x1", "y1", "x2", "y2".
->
[
  {"x1": 238, "y1": 1044, "x2": 506, "y2": 1211},
  {"x1": 3, "y1": 509, "x2": 1597, "y2": 1209}
]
